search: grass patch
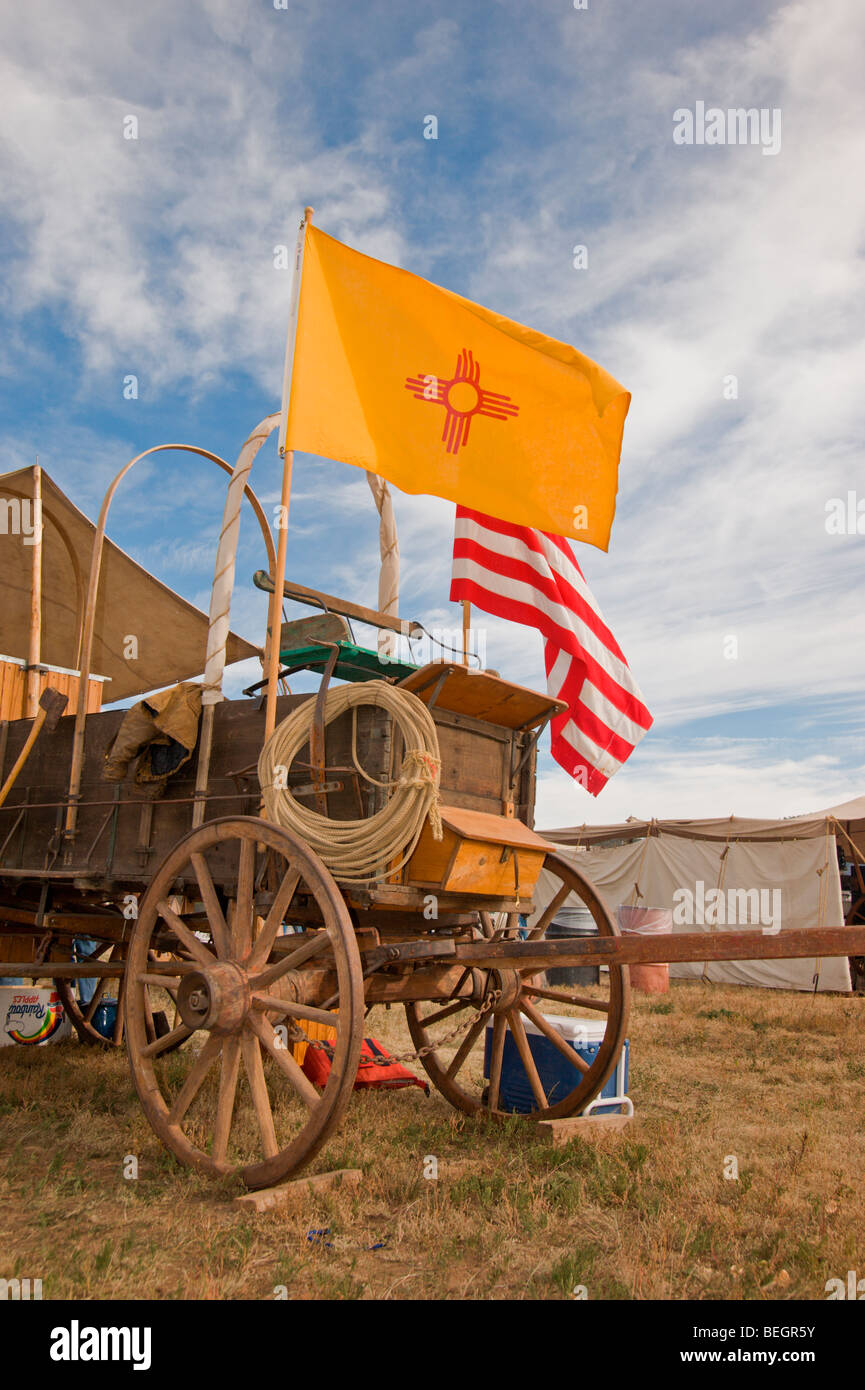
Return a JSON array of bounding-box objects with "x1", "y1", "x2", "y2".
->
[{"x1": 0, "y1": 981, "x2": 863, "y2": 1299}]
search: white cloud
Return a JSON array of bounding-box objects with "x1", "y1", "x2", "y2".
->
[
  {"x1": 535, "y1": 741, "x2": 865, "y2": 830},
  {"x1": 2, "y1": 0, "x2": 863, "y2": 820},
  {"x1": 0, "y1": 3, "x2": 403, "y2": 391}
]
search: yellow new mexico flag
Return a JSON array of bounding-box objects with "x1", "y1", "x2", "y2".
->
[{"x1": 281, "y1": 224, "x2": 630, "y2": 548}]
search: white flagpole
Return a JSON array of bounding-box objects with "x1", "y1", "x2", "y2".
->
[
  {"x1": 26, "y1": 459, "x2": 43, "y2": 717},
  {"x1": 366, "y1": 472, "x2": 400, "y2": 659},
  {"x1": 266, "y1": 207, "x2": 312, "y2": 741},
  {"x1": 276, "y1": 206, "x2": 312, "y2": 459}
]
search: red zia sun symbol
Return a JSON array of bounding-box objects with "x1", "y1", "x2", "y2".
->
[{"x1": 405, "y1": 348, "x2": 519, "y2": 455}]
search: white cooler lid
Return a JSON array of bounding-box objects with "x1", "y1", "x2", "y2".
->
[{"x1": 486, "y1": 1012, "x2": 607, "y2": 1042}]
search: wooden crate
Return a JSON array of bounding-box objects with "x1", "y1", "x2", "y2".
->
[
  {"x1": 407, "y1": 806, "x2": 555, "y2": 901},
  {"x1": 0, "y1": 657, "x2": 104, "y2": 720}
]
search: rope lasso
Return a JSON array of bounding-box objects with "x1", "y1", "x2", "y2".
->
[{"x1": 258, "y1": 682, "x2": 443, "y2": 885}]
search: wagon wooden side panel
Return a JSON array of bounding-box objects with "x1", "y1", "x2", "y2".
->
[{"x1": 0, "y1": 684, "x2": 539, "y2": 897}]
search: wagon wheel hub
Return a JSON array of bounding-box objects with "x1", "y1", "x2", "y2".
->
[
  {"x1": 486, "y1": 967, "x2": 522, "y2": 1013},
  {"x1": 176, "y1": 960, "x2": 250, "y2": 1034}
]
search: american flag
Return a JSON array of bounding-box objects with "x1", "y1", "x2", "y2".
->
[{"x1": 450, "y1": 506, "x2": 652, "y2": 795}]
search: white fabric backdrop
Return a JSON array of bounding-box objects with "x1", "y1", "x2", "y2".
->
[{"x1": 535, "y1": 832, "x2": 850, "y2": 992}]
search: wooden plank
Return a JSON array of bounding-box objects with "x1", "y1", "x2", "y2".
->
[
  {"x1": 234, "y1": 1167, "x2": 362, "y2": 1213},
  {"x1": 450, "y1": 926, "x2": 865, "y2": 971},
  {"x1": 358, "y1": 884, "x2": 524, "y2": 914},
  {"x1": 0, "y1": 909, "x2": 129, "y2": 940},
  {"x1": 0, "y1": 961, "x2": 125, "y2": 978},
  {"x1": 0, "y1": 934, "x2": 36, "y2": 963},
  {"x1": 0, "y1": 689, "x2": 536, "y2": 887},
  {"x1": 400, "y1": 662, "x2": 564, "y2": 729},
  {"x1": 279, "y1": 612, "x2": 351, "y2": 650},
  {"x1": 255, "y1": 569, "x2": 421, "y2": 638},
  {"x1": 405, "y1": 823, "x2": 457, "y2": 887},
  {"x1": 537, "y1": 1114, "x2": 634, "y2": 1145},
  {"x1": 435, "y1": 721, "x2": 512, "y2": 804},
  {"x1": 444, "y1": 840, "x2": 540, "y2": 898},
  {"x1": 438, "y1": 806, "x2": 555, "y2": 851},
  {"x1": 430, "y1": 705, "x2": 513, "y2": 744},
  {"x1": 0, "y1": 660, "x2": 102, "y2": 721}
]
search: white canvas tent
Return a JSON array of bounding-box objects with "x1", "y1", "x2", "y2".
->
[{"x1": 537, "y1": 800, "x2": 865, "y2": 993}]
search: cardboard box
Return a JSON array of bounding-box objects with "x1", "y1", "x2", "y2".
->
[{"x1": 0, "y1": 985, "x2": 72, "y2": 1047}]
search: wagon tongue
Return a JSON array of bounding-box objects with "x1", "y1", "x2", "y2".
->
[{"x1": 450, "y1": 925, "x2": 865, "y2": 970}]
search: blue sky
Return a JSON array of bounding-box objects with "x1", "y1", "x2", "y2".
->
[{"x1": 1, "y1": 0, "x2": 863, "y2": 826}]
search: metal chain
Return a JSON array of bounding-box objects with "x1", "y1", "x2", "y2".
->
[{"x1": 285, "y1": 988, "x2": 503, "y2": 1066}]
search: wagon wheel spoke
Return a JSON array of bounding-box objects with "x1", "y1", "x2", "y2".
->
[
  {"x1": 496, "y1": 910, "x2": 522, "y2": 941},
  {"x1": 250, "y1": 929, "x2": 331, "y2": 990},
  {"x1": 137, "y1": 971, "x2": 184, "y2": 988},
  {"x1": 522, "y1": 982, "x2": 610, "y2": 1012},
  {"x1": 445, "y1": 1014, "x2": 487, "y2": 1080},
  {"x1": 212, "y1": 1035, "x2": 242, "y2": 1165},
  {"x1": 168, "y1": 1034, "x2": 223, "y2": 1124},
  {"x1": 250, "y1": 993, "x2": 338, "y2": 1028},
  {"x1": 506, "y1": 1008, "x2": 548, "y2": 1108},
  {"x1": 525, "y1": 883, "x2": 569, "y2": 941},
  {"x1": 233, "y1": 836, "x2": 257, "y2": 960},
  {"x1": 112, "y1": 949, "x2": 127, "y2": 1044},
  {"x1": 420, "y1": 997, "x2": 472, "y2": 1029},
  {"x1": 82, "y1": 975, "x2": 109, "y2": 1025},
  {"x1": 141, "y1": 1022, "x2": 194, "y2": 1059},
  {"x1": 156, "y1": 900, "x2": 215, "y2": 968},
  {"x1": 157, "y1": 979, "x2": 183, "y2": 1041},
  {"x1": 239, "y1": 1030, "x2": 279, "y2": 1159},
  {"x1": 518, "y1": 997, "x2": 590, "y2": 1074},
  {"x1": 247, "y1": 1012, "x2": 320, "y2": 1111},
  {"x1": 486, "y1": 1013, "x2": 507, "y2": 1112},
  {"x1": 479, "y1": 911, "x2": 496, "y2": 940},
  {"x1": 160, "y1": 980, "x2": 180, "y2": 1009},
  {"x1": 248, "y1": 867, "x2": 301, "y2": 971},
  {"x1": 143, "y1": 989, "x2": 157, "y2": 1046},
  {"x1": 190, "y1": 851, "x2": 232, "y2": 959}
]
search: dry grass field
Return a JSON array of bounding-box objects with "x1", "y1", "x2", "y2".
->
[{"x1": 1, "y1": 979, "x2": 863, "y2": 1301}]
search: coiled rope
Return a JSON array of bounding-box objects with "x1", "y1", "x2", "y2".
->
[{"x1": 258, "y1": 682, "x2": 443, "y2": 885}]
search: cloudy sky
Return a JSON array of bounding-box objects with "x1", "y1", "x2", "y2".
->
[{"x1": 1, "y1": 0, "x2": 863, "y2": 827}]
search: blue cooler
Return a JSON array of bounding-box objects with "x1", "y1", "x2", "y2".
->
[{"x1": 484, "y1": 1013, "x2": 630, "y2": 1115}]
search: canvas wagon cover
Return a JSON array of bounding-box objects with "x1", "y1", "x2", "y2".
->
[{"x1": 0, "y1": 465, "x2": 259, "y2": 703}]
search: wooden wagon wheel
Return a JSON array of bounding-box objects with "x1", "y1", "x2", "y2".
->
[
  {"x1": 55, "y1": 943, "x2": 185, "y2": 1049},
  {"x1": 405, "y1": 852, "x2": 630, "y2": 1121},
  {"x1": 124, "y1": 816, "x2": 364, "y2": 1189},
  {"x1": 54, "y1": 943, "x2": 126, "y2": 1047}
]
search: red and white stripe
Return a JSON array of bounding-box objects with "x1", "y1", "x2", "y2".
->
[{"x1": 450, "y1": 506, "x2": 652, "y2": 795}]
